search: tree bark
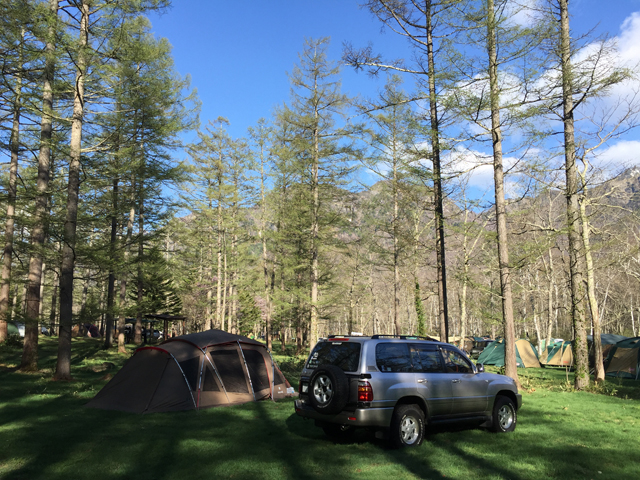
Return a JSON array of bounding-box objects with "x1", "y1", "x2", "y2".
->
[
  {"x1": 216, "y1": 171, "x2": 223, "y2": 330},
  {"x1": 559, "y1": 0, "x2": 589, "y2": 390},
  {"x1": 118, "y1": 202, "x2": 135, "y2": 353},
  {"x1": 0, "y1": 29, "x2": 24, "y2": 344},
  {"x1": 486, "y1": 0, "x2": 519, "y2": 386},
  {"x1": 56, "y1": 0, "x2": 89, "y2": 380},
  {"x1": 135, "y1": 178, "x2": 144, "y2": 345},
  {"x1": 258, "y1": 138, "x2": 273, "y2": 350},
  {"x1": 392, "y1": 112, "x2": 402, "y2": 336},
  {"x1": 104, "y1": 177, "x2": 118, "y2": 348},
  {"x1": 425, "y1": 0, "x2": 449, "y2": 343},
  {"x1": 310, "y1": 92, "x2": 320, "y2": 350},
  {"x1": 579, "y1": 196, "x2": 604, "y2": 382}
]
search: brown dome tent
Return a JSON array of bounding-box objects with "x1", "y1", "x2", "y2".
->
[{"x1": 86, "y1": 330, "x2": 293, "y2": 413}]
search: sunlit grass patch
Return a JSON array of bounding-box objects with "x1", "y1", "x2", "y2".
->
[{"x1": 0, "y1": 338, "x2": 639, "y2": 479}]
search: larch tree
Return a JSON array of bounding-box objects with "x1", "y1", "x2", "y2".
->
[
  {"x1": 539, "y1": 0, "x2": 637, "y2": 389},
  {"x1": 359, "y1": 75, "x2": 420, "y2": 335},
  {"x1": 0, "y1": 2, "x2": 29, "y2": 345},
  {"x1": 344, "y1": 0, "x2": 464, "y2": 343},
  {"x1": 452, "y1": 0, "x2": 550, "y2": 384},
  {"x1": 281, "y1": 37, "x2": 358, "y2": 350},
  {"x1": 55, "y1": 0, "x2": 172, "y2": 378},
  {"x1": 248, "y1": 119, "x2": 275, "y2": 350}
]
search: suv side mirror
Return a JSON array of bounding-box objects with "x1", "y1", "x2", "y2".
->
[{"x1": 476, "y1": 363, "x2": 485, "y2": 373}]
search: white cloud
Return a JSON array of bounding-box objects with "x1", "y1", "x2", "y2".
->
[
  {"x1": 444, "y1": 147, "x2": 522, "y2": 191},
  {"x1": 617, "y1": 12, "x2": 640, "y2": 67},
  {"x1": 591, "y1": 139, "x2": 640, "y2": 171}
]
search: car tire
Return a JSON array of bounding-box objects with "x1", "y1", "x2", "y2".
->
[
  {"x1": 390, "y1": 404, "x2": 425, "y2": 448},
  {"x1": 308, "y1": 364, "x2": 349, "y2": 415},
  {"x1": 490, "y1": 396, "x2": 517, "y2": 433},
  {"x1": 322, "y1": 423, "x2": 356, "y2": 440}
]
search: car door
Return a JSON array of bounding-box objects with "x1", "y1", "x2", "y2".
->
[
  {"x1": 410, "y1": 343, "x2": 452, "y2": 417},
  {"x1": 439, "y1": 346, "x2": 488, "y2": 415}
]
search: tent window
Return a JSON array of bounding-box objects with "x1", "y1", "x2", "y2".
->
[
  {"x1": 202, "y1": 366, "x2": 220, "y2": 392},
  {"x1": 178, "y1": 356, "x2": 201, "y2": 391},
  {"x1": 273, "y1": 367, "x2": 286, "y2": 386},
  {"x1": 211, "y1": 350, "x2": 249, "y2": 393},
  {"x1": 243, "y1": 349, "x2": 270, "y2": 392}
]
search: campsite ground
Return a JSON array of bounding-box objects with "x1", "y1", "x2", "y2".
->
[{"x1": 1, "y1": 338, "x2": 639, "y2": 480}]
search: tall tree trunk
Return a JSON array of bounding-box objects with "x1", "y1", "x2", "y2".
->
[
  {"x1": 117, "y1": 200, "x2": 135, "y2": 353},
  {"x1": 487, "y1": 0, "x2": 519, "y2": 385},
  {"x1": 348, "y1": 249, "x2": 360, "y2": 335},
  {"x1": 0, "y1": 30, "x2": 24, "y2": 344},
  {"x1": 56, "y1": 1, "x2": 89, "y2": 380},
  {"x1": 559, "y1": 0, "x2": 589, "y2": 390},
  {"x1": 216, "y1": 177, "x2": 223, "y2": 330},
  {"x1": 392, "y1": 123, "x2": 402, "y2": 336},
  {"x1": 310, "y1": 104, "x2": 320, "y2": 350},
  {"x1": 221, "y1": 234, "x2": 228, "y2": 331},
  {"x1": 459, "y1": 240, "x2": 469, "y2": 348},
  {"x1": 104, "y1": 177, "x2": 118, "y2": 348},
  {"x1": 579, "y1": 196, "x2": 604, "y2": 382},
  {"x1": 135, "y1": 179, "x2": 144, "y2": 345},
  {"x1": 426, "y1": 0, "x2": 449, "y2": 343},
  {"x1": 50, "y1": 270, "x2": 58, "y2": 334},
  {"x1": 544, "y1": 248, "x2": 556, "y2": 349},
  {"x1": 39, "y1": 263, "x2": 47, "y2": 317},
  {"x1": 258, "y1": 139, "x2": 273, "y2": 350}
]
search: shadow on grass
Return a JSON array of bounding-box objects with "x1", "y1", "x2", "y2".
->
[{"x1": 1, "y1": 340, "x2": 639, "y2": 480}]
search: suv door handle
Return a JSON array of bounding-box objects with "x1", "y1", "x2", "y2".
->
[
  {"x1": 451, "y1": 379, "x2": 461, "y2": 384},
  {"x1": 417, "y1": 379, "x2": 427, "y2": 384}
]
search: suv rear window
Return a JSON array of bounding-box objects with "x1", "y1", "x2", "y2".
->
[{"x1": 306, "y1": 341, "x2": 361, "y2": 372}]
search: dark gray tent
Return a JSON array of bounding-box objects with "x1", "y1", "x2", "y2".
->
[{"x1": 86, "y1": 330, "x2": 292, "y2": 413}]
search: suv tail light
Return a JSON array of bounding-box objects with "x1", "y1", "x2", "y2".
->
[
  {"x1": 358, "y1": 381, "x2": 373, "y2": 402},
  {"x1": 299, "y1": 381, "x2": 308, "y2": 395}
]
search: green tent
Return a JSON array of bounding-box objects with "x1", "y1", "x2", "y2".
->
[
  {"x1": 604, "y1": 337, "x2": 640, "y2": 380},
  {"x1": 587, "y1": 334, "x2": 627, "y2": 368},
  {"x1": 539, "y1": 341, "x2": 573, "y2": 367},
  {"x1": 477, "y1": 338, "x2": 540, "y2": 368},
  {"x1": 7, "y1": 322, "x2": 24, "y2": 337}
]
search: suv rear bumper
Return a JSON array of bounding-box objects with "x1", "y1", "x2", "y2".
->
[{"x1": 295, "y1": 398, "x2": 393, "y2": 427}]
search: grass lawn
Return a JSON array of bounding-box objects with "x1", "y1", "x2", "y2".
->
[{"x1": 1, "y1": 338, "x2": 639, "y2": 480}]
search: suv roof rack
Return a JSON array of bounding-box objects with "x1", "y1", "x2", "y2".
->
[{"x1": 371, "y1": 334, "x2": 439, "y2": 341}]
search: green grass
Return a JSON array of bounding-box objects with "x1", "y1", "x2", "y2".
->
[{"x1": 1, "y1": 338, "x2": 639, "y2": 480}]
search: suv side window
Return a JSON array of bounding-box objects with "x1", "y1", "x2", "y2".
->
[
  {"x1": 441, "y1": 347, "x2": 474, "y2": 373},
  {"x1": 410, "y1": 344, "x2": 444, "y2": 373},
  {"x1": 376, "y1": 343, "x2": 412, "y2": 372}
]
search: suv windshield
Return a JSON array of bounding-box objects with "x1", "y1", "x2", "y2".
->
[{"x1": 306, "y1": 341, "x2": 361, "y2": 372}]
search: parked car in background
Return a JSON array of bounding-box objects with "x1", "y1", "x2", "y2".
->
[
  {"x1": 295, "y1": 334, "x2": 521, "y2": 447},
  {"x1": 470, "y1": 337, "x2": 494, "y2": 359}
]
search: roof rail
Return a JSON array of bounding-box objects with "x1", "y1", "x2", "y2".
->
[{"x1": 371, "y1": 334, "x2": 439, "y2": 341}]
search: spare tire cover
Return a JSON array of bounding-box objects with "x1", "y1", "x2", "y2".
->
[{"x1": 308, "y1": 364, "x2": 349, "y2": 414}]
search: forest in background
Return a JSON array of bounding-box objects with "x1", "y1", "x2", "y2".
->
[{"x1": 1, "y1": 0, "x2": 640, "y2": 389}]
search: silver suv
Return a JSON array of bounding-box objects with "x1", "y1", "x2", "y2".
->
[{"x1": 294, "y1": 335, "x2": 522, "y2": 447}]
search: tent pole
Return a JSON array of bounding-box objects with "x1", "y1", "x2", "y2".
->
[
  {"x1": 171, "y1": 352, "x2": 197, "y2": 410},
  {"x1": 269, "y1": 349, "x2": 276, "y2": 402},
  {"x1": 195, "y1": 349, "x2": 206, "y2": 411},
  {"x1": 237, "y1": 341, "x2": 256, "y2": 402},
  {"x1": 205, "y1": 353, "x2": 230, "y2": 404}
]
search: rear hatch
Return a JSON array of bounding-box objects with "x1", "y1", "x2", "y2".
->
[{"x1": 300, "y1": 340, "x2": 363, "y2": 409}]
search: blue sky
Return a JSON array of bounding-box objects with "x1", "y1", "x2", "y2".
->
[
  {"x1": 148, "y1": 1, "x2": 407, "y2": 141},
  {"x1": 147, "y1": 1, "x2": 640, "y2": 188}
]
